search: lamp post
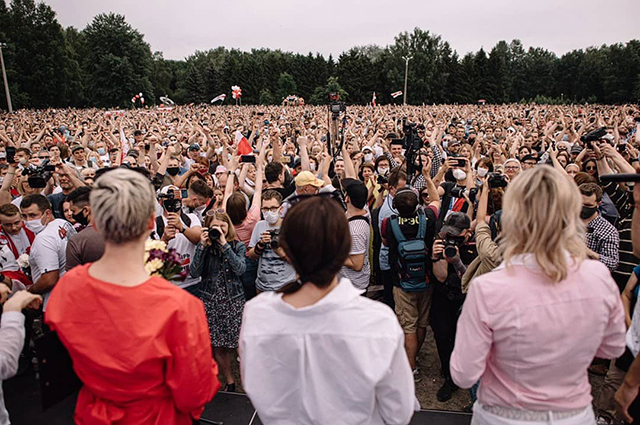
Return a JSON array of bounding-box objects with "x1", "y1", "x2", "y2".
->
[
  {"x1": 402, "y1": 55, "x2": 412, "y2": 106},
  {"x1": 0, "y1": 43, "x2": 12, "y2": 113}
]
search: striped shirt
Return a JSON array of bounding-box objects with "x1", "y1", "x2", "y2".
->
[
  {"x1": 603, "y1": 181, "x2": 640, "y2": 286},
  {"x1": 340, "y1": 216, "x2": 372, "y2": 290}
]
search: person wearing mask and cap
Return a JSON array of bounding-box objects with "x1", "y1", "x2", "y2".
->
[
  {"x1": 339, "y1": 178, "x2": 372, "y2": 291},
  {"x1": 362, "y1": 146, "x2": 375, "y2": 164},
  {"x1": 20, "y1": 194, "x2": 76, "y2": 310},
  {"x1": 66, "y1": 186, "x2": 106, "y2": 271}
]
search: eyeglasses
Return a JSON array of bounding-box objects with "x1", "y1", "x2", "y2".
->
[
  {"x1": 261, "y1": 207, "x2": 280, "y2": 213},
  {"x1": 505, "y1": 166, "x2": 520, "y2": 171},
  {"x1": 38, "y1": 156, "x2": 50, "y2": 160},
  {"x1": 586, "y1": 166, "x2": 596, "y2": 171}
]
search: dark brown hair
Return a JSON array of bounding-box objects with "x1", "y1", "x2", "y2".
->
[
  {"x1": 277, "y1": 196, "x2": 350, "y2": 294},
  {"x1": 226, "y1": 191, "x2": 248, "y2": 226}
]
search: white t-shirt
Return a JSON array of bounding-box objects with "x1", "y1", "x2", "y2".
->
[
  {"x1": 5, "y1": 228, "x2": 31, "y2": 257},
  {"x1": 339, "y1": 216, "x2": 371, "y2": 290},
  {"x1": 29, "y1": 219, "x2": 76, "y2": 309},
  {"x1": 152, "y1": 213, "x2": 201, "y2": 289},
  {"x1": 0, "y1": 245, "x2": 19, "y2": 272}
]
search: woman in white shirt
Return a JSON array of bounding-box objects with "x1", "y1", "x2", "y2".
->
[{"x1": 240, "y1": 195, "x2": 417, "y2": 425}]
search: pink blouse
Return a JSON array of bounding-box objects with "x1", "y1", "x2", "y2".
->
[
  {"x1": 234, "y1": 205, "x2": 261, "y2": 249},
  {"x1": 451, "y1": 255, "x2": 625, "y2": 411}
]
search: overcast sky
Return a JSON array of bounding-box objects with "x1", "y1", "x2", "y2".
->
[{"x1": 44, "y1": 0, "x2": 640, "y2": 60}]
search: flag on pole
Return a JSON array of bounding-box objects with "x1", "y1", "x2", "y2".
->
[
  {"x1": 231, "y1": 86, "x2": 242, "y2": 99},
  {"x1": 211, "y1": 94, "x2": 226, "y2": 103},
  {"x1": 372, "y1": 92, "x2": 377, "y2": 107},
  {"x1": 235, "y1": 130, "x2": 253, "y2": 155},
  {"x1": 391, "y1": 91, "x2": 403, "y2": 99}
]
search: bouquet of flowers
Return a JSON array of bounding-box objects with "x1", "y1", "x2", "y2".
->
[
  {"x1": 144, "y1": 240, "x2": 187, "y2": 282},
  {"x1": 17, "y1": 253, "x2": 31, "y2": 278}
]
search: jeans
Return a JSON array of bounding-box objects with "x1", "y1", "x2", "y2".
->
[{"x1": 241, "y1": 256, "x2": 258, "y2": 301}]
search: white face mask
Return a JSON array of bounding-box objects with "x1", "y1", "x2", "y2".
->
[
  {"x1": 309, "y1": 163, "x2": 316, "y2": 171},
  {"x1": 477, "y1": 167, "x2": 489, "y2": 178},
  {"x1": 25, "y1": 217, "x2": 46, "y2": 234},
  {"x1": 19, "y1": 158, "x2": 28, "y2": 166},
  {"x1": 364, "y1": 153, "x2": 373, "y2": 163},
  {"x1": 453, "y1": 169, "x2": 467, "y2": 181},
  {"x1": 377, "y1": 167, "x2": 389, "y2": 176},
  {"x1": 264, "y1": 210, "x2": 279, "y2": 225},
  {"x1": 267, "y1": 155, "x2": 273, "y2": 163}
]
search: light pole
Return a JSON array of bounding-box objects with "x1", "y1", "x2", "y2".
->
[
  {"x1": 402, "y1": 55, "x2": 412, "y2": 106},
  {"x1": 0, "y1": 43, "x2": 12, "y2": 113}
]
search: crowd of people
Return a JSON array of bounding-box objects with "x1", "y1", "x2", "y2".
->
[{"x1": 0, "y1": 102, "x2": 639, "y2": 424}]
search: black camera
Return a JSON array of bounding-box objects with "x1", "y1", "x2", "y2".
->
[
  {"x1": 488, "y1": 172, "x2": 508, "y2": 189},
  {"x1": 402, "y1": 120, "x2": 424, "y2": 151},
  {"x1": 158, "y1": 191, "x2": 182, "y2": 213},
  {"x1": 449, "y1": 186, "x2": 466, "y2": 198},
  {"x1": 22, "y1": 162, "x2": 56, "y2": 189},
  {"x1": 266, "y1": 228, "x2": 280, "y2": 250},
  {"x1": 580, "y1": 127, "x2": 607, "y2": 149},
  {"x1": 440, "y1": 234, "x2": 465, "y2": 259},
  {"x1": 329, "y1": 93, "x2": 346, "y2": 115},
  {"x1": 377, "y1": 174, "x2": 388, "y2": 185},
  {"x1": 208, "y1": 227, "x2": 221, "y2": 241}
]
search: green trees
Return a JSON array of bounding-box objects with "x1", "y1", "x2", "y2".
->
[
  {"x1": 81, "y1": 13, "x2": 154, "y2": 107},
  {"x1": 0, "y1": 0, "x2": 638, "y2": 109}
]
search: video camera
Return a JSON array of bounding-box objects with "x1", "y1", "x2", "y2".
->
[
  {"x1": 329, "y1": 93, "x2": 346, "y2": 116},
  {"x1": 22, "y1": 161, "x2": 56, "y2": 189},
  {"x1": 158, "y1": 191, "x2": 182, "y2": 213},
  {"x1": 487, "y1": 172, "x2": 508, "y2": 189},
  {"x1": 450, "y1": 186, "x2": 479, "y2": 203},
  {"x1": 580, "y1": 127, "x2": 607, "y2": 149}
]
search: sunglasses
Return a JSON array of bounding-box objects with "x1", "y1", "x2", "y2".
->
[
  {"x1": 586, "y1": 166, "x2": 596, "y2": 171},
  {"x1": 421, "y1": 193, "x2": 429, "y2": 199},
  {"x1": 205, "y1": 208, "x2": 226, "y2": 217}
]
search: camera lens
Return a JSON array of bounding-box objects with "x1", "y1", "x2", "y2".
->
[
  {"x1": 444, "y1": 245, "x2": 458, "y2": 258},
  {"x1": 208, "y1": 228, "x2": 221, "y2": 241}
]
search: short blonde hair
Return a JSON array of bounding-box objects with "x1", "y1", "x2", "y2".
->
[
  {"x1": 500, "y1": 166, "x2": 586, "y2": 282},
  {"x1": 90, "y1": 169, "x2": 155, "y2": 244}
]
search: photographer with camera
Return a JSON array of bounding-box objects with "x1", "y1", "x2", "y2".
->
[
  {"x1": 152, "y1": 185, "x2": 203, "y2": 294},
  {"x1": 381, "y1": 159, "x2": 440, "y2": 382},
  {"x1": 430, "y1": 212, "x2": 474, "y2": 402},
  {"x1": 247, "y1": 190, "x2": 296, "y2": 292},
  {"x1": 190, "y1": 210, "x2": 246, "y2": 392}
]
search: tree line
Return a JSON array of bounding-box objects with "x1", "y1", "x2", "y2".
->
[{"x1": 0, "y1": 0, "x2": 639, "y2": 110}]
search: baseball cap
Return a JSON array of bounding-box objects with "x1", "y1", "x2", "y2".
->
[
  {"x1": 521, "y1": 154, "x2": 538, "y2": 163},
  {"x1": 189, "y1": 144, "x2": 201, "y2": 151},
  {"x1": 440, "y1": 212, "x2": 471, "y2": 236},
  {"x1": 71, "y1": 145, "x2": 84, "y2": 153},
  {"x1": 341, "y1": 178, "x2": 368, "y2": 209},
  {"x1": 295, "y1": 171, "x2": 323, "y2": 188},
  {"x1": 362, "y1": 146, "x2": 373, "y2": 153},
  {"x1": 214, "y1": 165, "x2": 227, "y2": 174}
]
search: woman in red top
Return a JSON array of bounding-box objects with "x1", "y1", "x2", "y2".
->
[{"x1": 46, "y1": 169, "x2": 220, "y2": 425}]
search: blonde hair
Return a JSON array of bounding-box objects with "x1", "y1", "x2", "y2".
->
[
  {"x1": 90, "y1": 169, "x2": 155, "y2": 244},
  {"x1": 204, "y1": 211, "x2": 237, "y2": 241},
  {"x1": 500, "y1": 166, "x2": 586, "y2": 282}
]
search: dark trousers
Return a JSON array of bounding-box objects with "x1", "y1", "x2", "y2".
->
[
  {"x1": 430, "y1": 288, "x2": 464, "y2": 380},
  {"x1": 241, "y1": 257, "x2": 258, "y2": 301},
  {"x1": 379, "y1": 269, "x2": 395, "y2": 310}
]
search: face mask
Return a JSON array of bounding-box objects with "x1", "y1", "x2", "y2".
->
[
  {"x1": 443, "y1": 141, "x2": 449, "y2": 149},
  {"x1": 453, "y1": 169, "x2": 467, "y2": 181},
  {"x1": 166, "y1": 167, "x2": 180, "y2": 176},
  {"x1": 364, "y1": 153, "x2": 373, "y2": 162},
  {"x1": 0, "y1": 177, "x2": 4, "y2": 185},
  {"x1": 227, "y1": 153, "x2": 232, "y2": 161},
  {"x1": 97, "y1": 148, "x2": 106, "y2": 155},
  {"x1": 309, "y1": 163, "x2": 316, "y2": 171},
  {"x1": 72, "y1": 208, "x2": 89, "y2": 226},
  {"x1": 215, "y1": 147, "x2": 224, "y2": 155},
  {"x1": 477, "y1": 167, "x2": 489, "y2": 178},
  {"x1": 580, "y1": 205, "x2": 598, "y2": 220},
  {"x1": 377, "y1": 167, "x2": 389, "y2": 176},
  {"x1": 267, "y1": 155, "x2": 273, "y2": 163},
  {"x1": 25, "y1": 217, "x2": 46, "y2": 234},
  {"x1": 19, "y1": 158, "x2": 27, "y2": 166},
  {"x1": 264, "y1": 210, "x2": 279, "y2": 225}
]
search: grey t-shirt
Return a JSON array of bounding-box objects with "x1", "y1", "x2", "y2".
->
[{"x1": 249, "y1": 220, "x2": 296, "y2": 292}]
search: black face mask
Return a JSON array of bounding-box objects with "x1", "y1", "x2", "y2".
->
[
  {"x1": 581, "y1": 205, "x2": 598, "y2": 220},
  {"x1": 72, "y1": 208, "x2": 88, "y2": 226},
  {"x1": 166, "y1": 167, "x2": 180, "y2": 176}
]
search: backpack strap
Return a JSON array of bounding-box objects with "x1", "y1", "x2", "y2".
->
[
  {"x1": 181, "y1": 212, "x2": 192, "y2": 228},
  {"x1": 389, "y1": 215, "x2": 407, "y2": 243},
  {"x1": 348, "y1": 215, "x2": 370, "y2": 225},
  {"x1": 416, "y1": 212, "x2": 427, "y2": 240},
  {"x1": 155, "y1": 213, "x2": 192, "y2": 239}
]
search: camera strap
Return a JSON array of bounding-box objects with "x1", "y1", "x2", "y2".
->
[{"x1": 154, "y1": 213, "x2": 192, "y2": 239}]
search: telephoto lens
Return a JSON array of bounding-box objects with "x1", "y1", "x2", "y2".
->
[{"x1": 208, "y1": 228, "x2": 221, "y2": 241}]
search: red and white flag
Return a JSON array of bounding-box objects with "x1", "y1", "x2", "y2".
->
[
  {"x1": 231, "y1": 85, "x2": 242, "y2": 99},
  {"x1": 372, "y1": 92, "x2": 377, "y2": 107},
  {"x1": 391, "y1": 91, "x2": 403, "y2": 99},
  {"x1": 234, "y1": 130, "x2": 253, "y2": 155},
  {"x1": 211, "y1": 94, "x2": 226, "y2": 103}
]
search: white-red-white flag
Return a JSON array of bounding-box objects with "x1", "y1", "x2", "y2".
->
[
  {"x1": 211, "y1": 94, "x2": 226, "y2": 103},
  {"x1": 372, "y1": 92, "x2": 377, "y2": 106},
  {"x1": 391, "y1": 91, "x2": 403, "y2": 99},
  {"x1": 231, "y1": 86, "x2": 242, "y2": 99}
]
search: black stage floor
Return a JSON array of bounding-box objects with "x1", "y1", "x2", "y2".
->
[{"x1": 3, "y1": 370, "x2": 472, "y2": 424}]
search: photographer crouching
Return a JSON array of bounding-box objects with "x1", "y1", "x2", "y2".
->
[
  {"x1": 190, "y1": 210, "x2": 247, "y2": 392},
  {"x1": 430, "y1": 212, "x2": 474, "y2": 402}
]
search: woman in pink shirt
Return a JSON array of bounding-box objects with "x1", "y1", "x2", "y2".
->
[{"x1": 451, "y1": 166, "x2": 626, "y2": 425}]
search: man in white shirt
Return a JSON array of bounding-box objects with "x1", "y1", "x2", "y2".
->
[
  {"x1": 152, "y1": 186, "x2": 202, "y2": 294},
  {"x1": 20, "y1": 194, "x2": 76, "y2": 309}
]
